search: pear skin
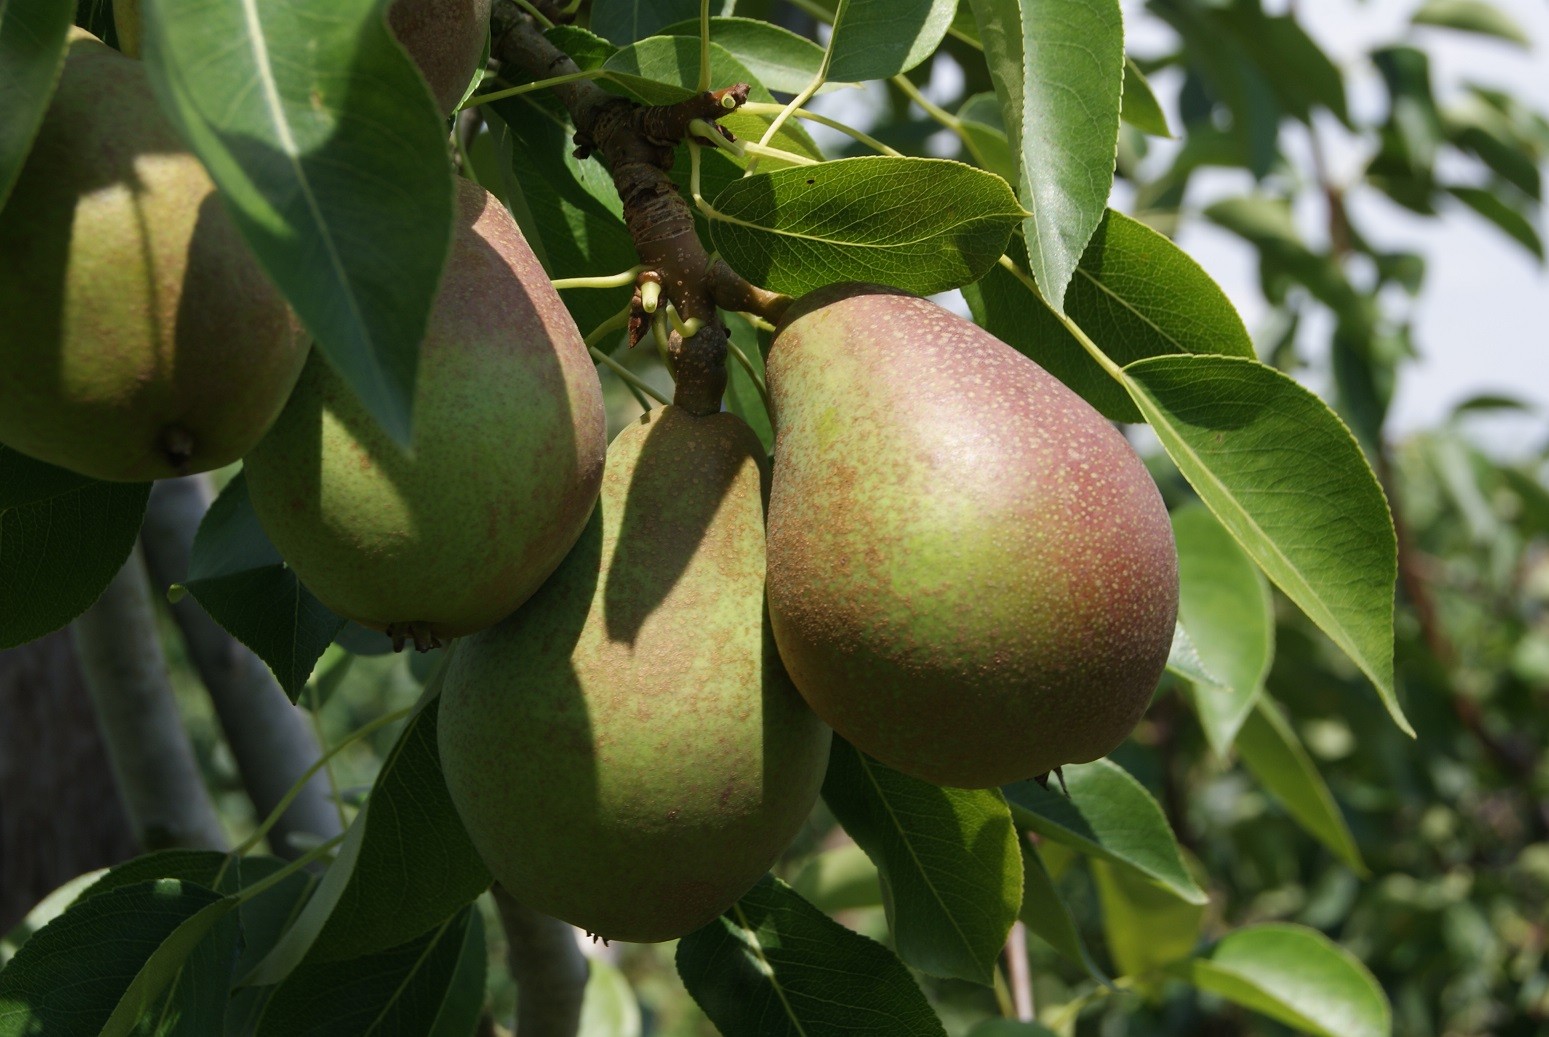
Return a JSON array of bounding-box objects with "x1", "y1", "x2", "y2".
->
[
  {"x1": 0, "y1": 31, "x2": 303, "y2": 482},
  {"x1": 243, "y1": 179, "x2": 605, "y2": 644},
  {"x1": 438, "y1": 407, "x2": 831, "y2": 943},
  {"x1": 765, "y1": 284, "x2": 1178, "y2": 788},
  {"x1": 388, "y1": 0, "x2": 492, "y2": 117}
]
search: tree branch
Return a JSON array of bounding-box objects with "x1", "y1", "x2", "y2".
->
[
  {"x1": 492, "y1": 885, "x2": 589, "y2": 1036},
  {"x1": 487, "y1": 0, "x2": 790, "y2": 413},
  {"x1": 140, "y1": 476, "x2": 344, "y2": 857},
  {"x1": 69, "y1": 546, "x2": 227, "y2": 851}
]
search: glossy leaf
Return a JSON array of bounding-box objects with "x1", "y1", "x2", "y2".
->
[
  {"x1": 0, "y1": 879, "x2": 239, "y2": 1037},
  {"x1": 1413, "y1": 0, "x2": 1530, "y2": 46},
  {"x1": 827, "y1": 0, "x2": 956, "y2": 82},
  {"x1": 0, "y1": 447, "x2": 150, "y2": 650},
  {"x1": 180, "y1": 472, "x2": 345, "y2": 701},
  {"x1": 1170, "y1": 924, "x2": 1390, "y2": 1037},
  {"x1": 1003, "y1": 761, "x2": 1206, "y2": 904},
  {"x1": 1091, "y1": 858, "x2": 1205, "y2": 980},
  {"x1": 1173, "y1": 504, "x2": 1274, "y2": 754},
  {"x1": 967, "y1": 0, "x2": 1123, "y2": 310},
  {"x1": 246, "y1": 688, "x2": 490, "y2": 983},
  {"x1": 964, "y1": 212, "x2": 1253, "y2": 421},
  {"x1": 711, "y1": 156, "x2": 1022, "y2": 297},
  {"x1": 1122, "y1": 355, "x2": 1408, "y2": 734},
  {"x1": 677, "y1": 876, "x2": 946, "y2": 1037},
  {"x1": 1236, "y1": 699, "x2": 1366, "y2": 874},
  {"x1": 590, "y1": 0, "x2": 699, "y2": 44},
  {"x1": 1122, "y1": 57, "x2": 1171, "y2": 138},
  {"x1": 139, "y1": 0, "x2": 455, "y2": 445},
  {"x1": 1019, "y1": 840, "x2": 1107, "y2": 984},
  {"x1": 255, "y1": 907, "x2": 482, "y2": 1037},
  {"x1": 823, "y1": 739, "x2": 1022, "y2": 985},
  {"x1": 658, "y1": 16, "x2": 826, "y2": 93},
  {"x1": 957, "y1": 92, "x2": 1017, "y2": 184},
  {"x1": 0, "y1": 0, "x2": 73, "y2": 210}
]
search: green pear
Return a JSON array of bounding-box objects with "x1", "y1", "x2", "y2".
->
[
  {"x1": 438, "y1": 406, "x2": 831, "y2": 943},
  {"x1": 243, "y1": 178, "x2": 605, "y2": 646},
  {"x1": 0, "y1": 30, "x2": 304, "y2": 482},
  {"x1": 765, "y1": 283, "x2": 1178, "y2": 788},
  {"x1": 388, "y1": 0, "x2": 492, "y2": 117}
]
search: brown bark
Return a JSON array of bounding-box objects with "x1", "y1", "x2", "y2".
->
[{"x1": 0, "y1": 630, "x2": 138, "y2": 934}]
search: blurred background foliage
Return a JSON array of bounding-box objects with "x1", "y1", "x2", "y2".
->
[{"x1": 6, "y1": 0, "x2": 1546, "y2": 1034}]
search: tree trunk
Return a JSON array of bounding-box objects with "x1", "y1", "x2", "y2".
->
[
  {"x1": 140, "y1": 476, "x2": 342, "y2": 857},
  {"x1": 0, "y1": 629, "x2": 139, "y2": 934}
]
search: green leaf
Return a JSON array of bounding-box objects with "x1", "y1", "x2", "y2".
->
[
  {"x1": 181, "y1": 472, "x2": 345, "y2": 701},
  {"x1": 0, "y1": 0, "x2": 73, "y2": 211},
  {"x1": 957, "y1": 92, "x2": 1017, "y2": 184},
  {"x1": 1122, "y1": 57, "x2": 1171, "y2": 138},
  {"x1": 1090, "y1": 858, "x2": 1204, "y2": 980},
  {"x1": 0, "y1": 879, "x2": 239, "y2": 1037},
  {"x1": 725, "y1": 317, "x2": 773, "y2": 454},
  {"x1": 658, "y1": 17, "x2": 826, "y2": 94},
  {"x1": 579, "y1": 958, "x2": 643, "y2": 1037},
  {"x1": 483, "y1": 101, "x2": 638, "y2": 337},
  {"x1": 1236, "y1": 699, "x2": 1366, "y2": 874},
  {"x1": 968, "y1": 1022, "x2": 1060, "y2": 1037},
  {"x1": 790, "y1": 843, "x2": 884, "y2": 914},
  {"x1": 827, "y1": 0, "x2": 956, "y2": 82},
  {"x1": 822, "y1": 739, "x2": 1022, "y2": 985},
  {"x1": 601, "y1": 36, "x2": 823, "y2": 163},
  {"x1": 676, "y1": 875, "x2": 946, "y2": 1037},
  {"x1": 1172, "y1": 504, "x2": 1274, "y2": 754},
  {"x1": 0, "y1": 446, "x2": 150, "y2": 650},
  {"x1": 711, "y1": 156, "x2": 1022, "y2": 297},
  {"x1": 245, "y1": 685, "x2": 490, "y2": 983},
  {"x1": 255, "y1": 907, "x2": 481, "y2": 1037},
  {"x1": 967, "y1": 0, "x2": 1123, "y2": 309},
  {"x1": 1210, "y1": 5, "x2": 1348, "y2": 125},
  {"x1": 1448, "y1": 185, "x2": 1544, "y2": 259},
  {"x1": 1204, "y1": 197, "x2": 1366, "y2": 324},
  {"x1": 1003, "y1": 761, "x2": 1206, "y2": 905},
  {"x1": 1413, "y1": 0, "x2": 1530, "y2": 46},
  {"x1": 1121, "y1": 354, "x2": 1408, "y2": 735},
  {"x1": 1169, "y1": 924, "x2": 1389, "y2": 1037},
  {"x1": 963, "y1": 211, "x2": 1253, "y2": 421},
  {"x1": 590, "y1": 0, "x2": 699, "y2": 44},
  {"x1": 139, "y1": 0, "x2": 455, "y2": 446},
  {"x1": 1019, "y1": 840, "x2": 1108, "y2": 984},
  {"x1": 1165, "y1": 621, "x2": 1225, "y2": 690}
]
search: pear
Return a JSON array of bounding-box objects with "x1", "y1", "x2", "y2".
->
[
  {"x1": 765, "y1": 284, "x2": 1178, "y2": 789},
  {"x1": 388, "y1": 0, "x2": 492, "y2": 117},
  {"x1": 0, "y1": 30, "x2": 304, "y2": 482},
  {"x1": 243, "y1": 178, "x2": 605, "y2": 646},
  {"x1": 438, "y1": 406, "x2": 831, "y2": 943}
]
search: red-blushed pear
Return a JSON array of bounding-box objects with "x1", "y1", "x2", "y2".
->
[
  {"x1": 764, "y1": 284, "x2": 1179, "y2": 789},
  {"x1": 438, "y1": 406, "x2": 831, "y2": 943},
  {"x1": 242, "y1": 178, "x2": 606, "y2": 648},
  {"x1": 388, "y1": 0, "x2": 492, "y2": 117},
  {"x1": 0, "y1": 30, "x2": 304, "y2": 482}
]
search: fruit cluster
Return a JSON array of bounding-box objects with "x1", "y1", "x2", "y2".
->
[{"x1": 0, "y1": 19, "x2": 1177, "y2": 946}]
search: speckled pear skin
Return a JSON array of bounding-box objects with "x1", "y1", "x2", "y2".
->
[
  {"x1": 765, "y1": 283, "x2": 1178, "y2": 788},
  {"x1": 243, "y1": 179, "x2": 605, "y2": 640},
  {"x1": 438, "y1": 407, "x2": 831, "y2": 943},
  {"x1": 0, "y1": 31, "x2": 304, "y2": 482},
  {"x1": 388, "y1": 0, "x2": 492, "y2": 116}
]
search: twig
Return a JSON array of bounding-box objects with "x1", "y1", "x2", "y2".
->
[
  {"x1": 140, "y1": 476, "x2": 343, "y2": 858},
  {"x1": 70, "y1": 546, "x2": 227, "y2": 851},
  {"x1": 488, "y1": 0, "x2": 790, "y2": 413},
  {"x1": 1006, "y1": 920, "x2": 1035, "y2": 1020},
  {"x1": 492, "y1": 885, "x2": 589, "y2": 1036}
]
